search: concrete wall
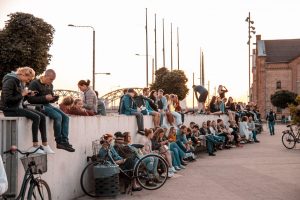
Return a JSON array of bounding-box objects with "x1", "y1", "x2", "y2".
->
[{"x1": 6, "y1": 114, "x2": 228, "y2": 200}]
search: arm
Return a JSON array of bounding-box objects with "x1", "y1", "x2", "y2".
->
[
  {"x1": 1, "y1": 79, "x2": 23, "y2": 104},
  {"x1": 194, "y1": 90, "x2": 199, "y2": 101},
  {"x1": 27, "y1": 81, "x2": 49, "y2": 104}
]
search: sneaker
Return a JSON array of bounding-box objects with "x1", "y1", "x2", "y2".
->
[
  {"x1": 27, "y1": 146, "x2": 45, "y2": 154},
  {"x1": 254, "y1": 140, "x2": 260, "y2": 143},
  {"x1": 170, "y1": 167, "x2": 177, "y2": 173},
  {"x1": 168, "y1": 171, "x2": 174, "y2": 178},
  {"x1": 180, "y1": 165, "x2": 186, "y2": 169},
  {"x1": 174, "y1": 166, "x2": 181, "y2": 171},
  {"x1": 56, "y1": 143, "x2": 75, "y2": 152},
  {"x1": 62, "y1": 142, "x2": 73, "y2": 148},
  {"x1": 209, "y1": 153, "x2": 216, "y2": 156},
  {"x1": 42, "y1": 145, "x2": 55, "y2": 154},
  {"x1": 137, "y1": 130, "x2": 145, "y2": 136}
]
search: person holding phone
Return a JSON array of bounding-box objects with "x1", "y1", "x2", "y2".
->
[
  {"x1": 28, "y1": 69, "x2": 75, "y2": 152},
  {"x1": 0, "y1": 67, "x2": 54, "y2": 154}
]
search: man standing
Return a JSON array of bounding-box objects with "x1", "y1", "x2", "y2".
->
[
  {"x1": 28, "y1": 69, "x2": 75, "y2": 152},
  {"x1": 192, "y1": 85, "x2": 208, "y2": 114},
  {"x1": 266, "y1": 109, "x2": 276, "y2": 135}
]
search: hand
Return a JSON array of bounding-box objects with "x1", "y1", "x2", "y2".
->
[
  {"x1": 21, "y1": 90, "x2": 30, "y2": 97},
  {"x1": 45, "y1": 94, "x2": 55, "y2": 101}
]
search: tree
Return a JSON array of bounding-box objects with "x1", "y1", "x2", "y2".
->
[
  {"x1": 150, "y1": 67, "x2": 189, "y2": 100},
  {"x1": 0, "y1": 12, "x2": 55, "y2": 88},
  {"x1": 270, "y1": 90, "x2": 297, "y2": 109}
]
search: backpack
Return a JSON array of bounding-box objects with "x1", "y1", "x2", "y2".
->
[{"x1": 268, "y1": 113, "x2": 275, "y2": 122}]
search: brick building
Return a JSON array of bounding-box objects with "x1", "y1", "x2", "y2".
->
[{"x1": 252, "y1": 35, "x2": 300, "y2": 118}]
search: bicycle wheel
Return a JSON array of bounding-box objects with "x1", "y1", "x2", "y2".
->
[
  {"x1": 80, "y1": 161, "x2": 101, "y2": 198},
  {"x1": 28, "y1": 179, "x2": 51, "y2": 200},
  {"x1": 282, "y1": 132, "x2": 296, "y2": 149},
  {"x1": 134, "y1": 154, "x2": 168, "y2": 190}
]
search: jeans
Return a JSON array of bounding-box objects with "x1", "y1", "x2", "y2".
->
[
  {"x1": 3, "y1": 108, "x2": 47, "y2": 143},
  {"x1": 252, "y1": 130, "x2": 258, "y2": 141},
  {"x1": 206, "y1": 135, "x2": 218, "y2": 154},
  {"x1": 131, "y1": 112, "x2": 144, "y2": 131},
  {"x1": 169, "y1": 142, "x2": 185, "y2": 160},
  {"x1": 268, "y1": 121, "x2": 275, "y2": 135},
  {"x1": 171, "y1": 111, "x2": 182, "y2": 126},
  {"x1": 43, "y1": 104, "x2": 69, "y2": 144},
  {"x1": 143, "y1": 156, "x2": 158, "y2": 176}
]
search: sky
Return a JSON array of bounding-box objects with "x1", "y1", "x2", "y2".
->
[{"x1": 1, "y1": 0, "x2": 300, "y2": 105}]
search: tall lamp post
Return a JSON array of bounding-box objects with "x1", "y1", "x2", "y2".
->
[
  {"x1": 68, "y1": 24, "x2": 96, "y2": 90},
  {"x1": 245, "y1": 12, "x2": 256, "y2": 101},
  {"x1": 135, "y1": 53, "x2": 154, "y2": 86}
]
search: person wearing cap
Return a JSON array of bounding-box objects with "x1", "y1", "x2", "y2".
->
[
  {"x1": 192, "y1": 85, "x2": 208, "y2": 114},
  {"x1": 120, "y1": 88, "x2": 145, "y2": 135}
]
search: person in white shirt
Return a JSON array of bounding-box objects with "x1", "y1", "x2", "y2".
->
[
  {"x1": 0, "y1": 155, "x2": 8, "y2": 195},
  {"x1": 239, "y1": 116, "x2": 253, "y2": 142}
]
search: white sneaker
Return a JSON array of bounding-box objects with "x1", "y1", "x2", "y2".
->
[
  {"x1": 27, "y1": 146, "x2": 45, "y2": 154},
  {"x1": 180, "y1": 165, "x2": 186, "y2": 169},
  {"x1": 168, "y1": 171, "x2": 174, "y2": 178},
  {"x1": 175, "y1": 166, "x2": 181, "y2": 171},
  {"x1": 42, "y1": 145, "x2": 55, "y2": 154},
  {"x1": 171, "y1": 166, "x2": 177, "y2": 173}
]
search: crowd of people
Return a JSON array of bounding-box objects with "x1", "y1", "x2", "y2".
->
[{"x1": 0, "y1": 66, "x2": 267, "y2": 195}]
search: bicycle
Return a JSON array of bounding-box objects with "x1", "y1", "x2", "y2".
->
[
  {"x1": 80, "y1": 140, "x2": 169, "y2": 198},
  {"x1": 1, "y1": 146, "x2": 51, "y2": 200},
  {"x1": 282, "y1": 124, "x2": 300, "y2": 149}
]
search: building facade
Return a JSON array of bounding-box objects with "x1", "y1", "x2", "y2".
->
[{"x1": 252, "y1": 35, "x2": 300, "y2": 118}]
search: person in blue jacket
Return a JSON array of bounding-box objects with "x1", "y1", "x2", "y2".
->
[{"x1": 120, "y1": 88, "x2": 145, "y2": 135}]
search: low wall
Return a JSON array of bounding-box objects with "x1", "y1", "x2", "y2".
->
[{"x1": 1, "y1": 114, "x2": 229, "y2": 200}]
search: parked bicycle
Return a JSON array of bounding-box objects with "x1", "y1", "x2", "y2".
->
[
  {"x1": 80, "y1": 140, "x2": 169, "y2": 198},
  {"x1": 282, "y1": 124, "x2": 300, "y2": 149},
  {"x1": 1, "y1": 146, "x2": 51, "y2": 200}
]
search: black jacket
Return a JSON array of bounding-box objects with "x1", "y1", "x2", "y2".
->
[
  {"x1": 27, "y1": 79, "x2": 55, "y2": 104},
  {"x1": 0, "y1": 73, "x2": 24, "y2": 109}
]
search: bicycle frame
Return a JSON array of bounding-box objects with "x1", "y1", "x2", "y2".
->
[{"x1": 15, "y1": 165, "x2": 37, "y2": 200}]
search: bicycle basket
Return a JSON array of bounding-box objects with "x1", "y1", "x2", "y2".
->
[
  {"x1": 20, "y1": 154, "x2": 47, "y2": 174},
  {"x1": 92, "y1": 139, "x2": 102, "y2": 156}
]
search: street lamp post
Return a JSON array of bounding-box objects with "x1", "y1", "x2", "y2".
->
[
  {"x1": 245, "y1": 12, "x2": 256, "y2": 102},
  {"x1": 68, "y1": 24, "x2": 96, "y2": 90},
  {"x1": 135, "y1": 53, "x2": 154, "y2": 86}
]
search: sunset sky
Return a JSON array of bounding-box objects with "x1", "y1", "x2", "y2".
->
[{"x1": 1, "y1": 0, "x2": 300, "y2": 105}]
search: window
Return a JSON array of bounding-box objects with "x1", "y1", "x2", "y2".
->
[
  {"x1": 277, "y1": 107, "x2": 282, "y2": 113},
  {"x1": 276, "y1": 81, "x2": 281, "y2": 89}
]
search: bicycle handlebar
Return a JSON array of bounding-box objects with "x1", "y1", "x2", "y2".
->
[{"x1": 3, "y1": 146, "x2": 43, "y2": 156}]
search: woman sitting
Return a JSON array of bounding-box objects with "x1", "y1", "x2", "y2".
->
[
  {"x1": 152, "y1": 128, "x2": 176, "y2": 175},
  {"x1": 69, "y1": 99, "x2": 95, "y2": 116},
  {"x1": 59, "y1": 96, "x2": 74, "y2": 114}
]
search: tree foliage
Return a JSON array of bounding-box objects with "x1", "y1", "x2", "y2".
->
[
  {"x1": 270, "y1": 90, "x2": 297, "y2": 109},
  {"x1": 0, "y1": 12, "x2": 55, "y2": 88},
  {"x1": 150, "y1": 67, "x2": 189, "y2": 100}
]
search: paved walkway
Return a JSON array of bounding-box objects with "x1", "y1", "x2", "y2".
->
[{"x1": 76, "y1": 124, "x2": 300, "y2": 200}]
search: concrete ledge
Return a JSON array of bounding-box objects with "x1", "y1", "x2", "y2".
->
[{"x1": 2, "y1": 114, "x2": 228, "y2": 199}]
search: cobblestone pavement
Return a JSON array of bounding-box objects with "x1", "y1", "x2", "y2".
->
[{"x1": 76, "y1": 124, "x2": 300, "y2": 200}]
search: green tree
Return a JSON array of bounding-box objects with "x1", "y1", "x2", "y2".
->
[
  {"x1": 150, "y1": 67, "x2": 189, "y2": 100},
  {"x1": 270, "y1": 90, "x2": 297, "y2": 109},
  {"x1": 0, "y1": 12, "x2": 55, "y2": 88}
]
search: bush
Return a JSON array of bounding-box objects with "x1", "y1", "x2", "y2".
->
[{"x1": 270, "y1": 90, "x2": 297, "y2": 109}]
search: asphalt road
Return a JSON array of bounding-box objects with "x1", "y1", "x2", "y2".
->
[{"x1": 75, "y1": 124, "x2": 300, "y2": 200}]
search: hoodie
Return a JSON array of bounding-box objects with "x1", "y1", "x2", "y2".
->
[{"x1": 0, "y1": 72, "x2": 24, "y2": 109}]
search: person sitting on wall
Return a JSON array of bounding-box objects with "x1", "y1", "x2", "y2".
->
[
  {"x1": 78, "y1": 80, "x2": 97, "y2": 115},
  {"x1": 69, "y1": 99, "x2": 95, "y2": 116},
  {"x1": 59, "y1": 96, "x2": 74, "y2": 114},
  {"x1": 0, "y1": 67, "x2": 54, "y2": 154},
  {"x1": 27, "y1": 69, "x2": 75, "y2": 152},
  {"x1": 94, "y1": 91, "x2": 107, "y2": 116},
  {"x1": 120, "y1": 88, "x2": 145, "y2": 135}
]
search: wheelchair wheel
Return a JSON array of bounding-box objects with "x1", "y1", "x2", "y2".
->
[
  {"x1": 80, "y1": 161, "x2": 101, "y2": 198},
  {"x1": 134, "y1": 154, "x2": 168, "y2": 190}
]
